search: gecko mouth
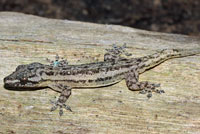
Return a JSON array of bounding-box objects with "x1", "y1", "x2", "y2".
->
[
  {"x1": 3, "y1": 83, "x2": 47, "y2": 91},
  {"x1": 3, "y1": 77, "x2": 46, "y2": 91}
]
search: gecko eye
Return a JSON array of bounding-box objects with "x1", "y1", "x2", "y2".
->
[
  {"x1": 21, "y1": 77, "x2": 28, "y2": 81},
  {"x1": 16, "y1": 65, "x2": 26, "y2": 71},
  {"x1": 27, "y1": 66, "x2": 34, "y2": 70}
]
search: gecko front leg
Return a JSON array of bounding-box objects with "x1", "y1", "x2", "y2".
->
[
  {"x1": 125, "y1": 69, "x2": 164, "y2": 98},
  {"x1": 49, "y1": 84, "x2": 72, "y2": 116}
]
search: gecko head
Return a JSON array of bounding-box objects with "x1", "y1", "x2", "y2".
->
[{"x1": 3, "y1": 62, "x2": 47, "y2": 91}]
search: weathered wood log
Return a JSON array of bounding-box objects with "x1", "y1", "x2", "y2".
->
[{"x1": 0, "y1": 12, "x2": 199, "y2": 134}]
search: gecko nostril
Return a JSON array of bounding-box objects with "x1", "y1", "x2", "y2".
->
[
  {"x1": 3, "y1": 76, "x2": 15, "y2": 83},
  {"x1": 3, "y1": 76, "x2": 9, "y2": 83}
]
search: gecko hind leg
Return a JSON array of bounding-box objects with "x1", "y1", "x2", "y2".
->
[
  {"x1": 104, "y1": 43, "x2": 132, "y2": 62},
  {"x1": 125, "y1": 69, "x2": 165, "y2": 98}
]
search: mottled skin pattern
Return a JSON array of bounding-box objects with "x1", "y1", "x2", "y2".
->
[{"x1": 3, "y1": 45, "x2": 200, "y2": 116}]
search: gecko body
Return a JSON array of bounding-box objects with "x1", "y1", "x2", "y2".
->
[{"x1": 3, "y1": 45, "x2": 200, "y2": 115}]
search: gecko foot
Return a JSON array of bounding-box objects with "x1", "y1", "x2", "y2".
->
[
  {"x1": 138, "y1": 83, "x2": 164, "y2": 99},
  {"x1": 46, "y1": 54, "x2": 68, "y2": 67},
  {"x1": 50, "y1": 100, "x2": 72, "y2": 116}
]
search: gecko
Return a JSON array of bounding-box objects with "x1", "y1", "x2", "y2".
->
[{"x1": 3, "y1": 44, "x2": 200, "y2": 116}]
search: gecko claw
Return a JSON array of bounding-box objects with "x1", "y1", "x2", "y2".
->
[{"x1": 59, "y1": 108, "x2": 64, "y2": 116}]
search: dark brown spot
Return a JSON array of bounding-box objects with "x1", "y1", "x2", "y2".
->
[
  {"x1": 79, "y1": 80, "x2": 86, "y2": 83},
  {"x1": 136, "y1": 58, "x2": 142, "y2": 62},
  {"x1": 121, "y1": 64, "x2": 131, "y2": 69},
  {"x1": 106, "y1": 68, "x2": 110, "y2": 72},
  {"x1": 88, "y1": 80, "x2": 93, "y2": 83},
  {"x1": 92, "y1": 69, "x2": 99, "y2": 74},
  {"x1": 105, "y1": 77, "x2": 112, "y2": 80},
  {"x1": 71, "y1": 70, "x2": 77, "y2": 75},
  {"x1": 39, "y1": 71, "x2": 44, "y2": 75},
  {"x1": 78, "y1": 69, "x2": 87, "y2": 74},
  {"x1": 45, "y1": 71, "x2": 54, "y2": 76},
  {"x1": 48, "y1": 67, "x2": 53, "y2": 70},
  {"x1": 109, "y1": 67, "x2": 115, "y2": 71},
  {"x1": 59, "y1": 71, "x2": 65, "y2": 75},
  {"x1": 95, "y1": 78, "x2": 104, "y2": 82},
  {"x1": 73, "y1": 80, "x2": 79, "y2": 83},
  {"x1": 139, "y1": 63, "x2": 146, "y2": 68},
  {"x1": 86, "y1": 71, "x2": 93, "y2": 75}
]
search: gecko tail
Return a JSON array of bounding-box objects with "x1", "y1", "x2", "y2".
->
[{"x1": 138, "y1": 48, "x2": 200, "y2": 74}]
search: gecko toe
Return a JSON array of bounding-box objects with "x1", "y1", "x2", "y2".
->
[
  {"x1": 50, "y1": 99, "x2": 58, "y2": 111},
  {"x1": 63, "y1": 104, "x2": 72, "y2": 112},
  {"x1": 147, "y1": 93, "x2": 152, "y2": 98},
  {"x1": 50, "y1": 105, "x2": 58, "y2": 111}
]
